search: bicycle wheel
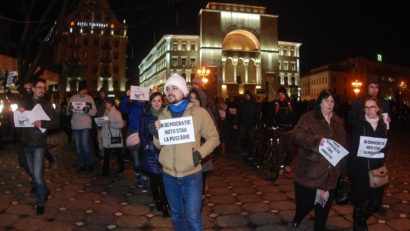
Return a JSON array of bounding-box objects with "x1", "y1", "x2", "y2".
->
[{"x1": 266, "y1": 147, "x2": 280, "y2": 181}]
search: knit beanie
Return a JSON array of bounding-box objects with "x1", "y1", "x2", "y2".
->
[{"x1": 164, "y1": 73, "x2": 188, "y2": 97}]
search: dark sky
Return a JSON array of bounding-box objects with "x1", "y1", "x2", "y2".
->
[
  {"x1": 107, "y1": 0, "x2": 409, "y2": 75},
  {"x1": 1, "y1": 0, "x2": 408, "y2": 75}
]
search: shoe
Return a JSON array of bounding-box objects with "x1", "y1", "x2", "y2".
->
[
  {"x1": 36, "y1": 205, "x2": 45, "y2": 215},
  {"x1": 162, "y1": 207, "x2": 170, "y2": 217},
  {"x1": 77, "y1": 167, "x2": 86, "y2": 173},
  {"x1": 155, "y1": 200, "x2": 162, "y2": 211},
  {"x1": 284, "y1": 165, "x2": 291, "y2": 173},
  {"x1": 87, "y1": 165, "x2": 94, "y2": 172}
]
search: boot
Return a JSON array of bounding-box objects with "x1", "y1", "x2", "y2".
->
[
  {"x1": 155, "y1": 199, "x2": 162, "y2": 211},
  {"x1": 353, "y1": 207, "x2": 368, "y2": 231},
  {"x1": 162, "y1": 204, "x2": 170, "y2": 217}
]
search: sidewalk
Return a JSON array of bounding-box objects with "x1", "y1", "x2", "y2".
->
[{"x1": 0, "y1": 129, "x2": 409, "y2": 230}]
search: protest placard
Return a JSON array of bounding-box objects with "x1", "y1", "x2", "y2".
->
[
  {"x1": 13, "y1": 104, "x2": 50, "y2": 133},
  {"x1": 158, "y1": 116, "x2": 195, "y2": 145},
  {"x1": 71, "y1": 102, "x2": 86, "y2": 112},
  {"x1": 6, "y1": 71, "x2": 18, "y2": 87},
  {"x1": 130, "y1": 86, "x2": 149, "y2": 101},
  {"x1": 357, "y1": 136, "x2": 387, "y2": 158},
  {"x1": 318, "y1": 138, "x2": 349, "y2": 166},
  {"x1": 94, "y1": 116, "x2": 108, "y2": 127}
]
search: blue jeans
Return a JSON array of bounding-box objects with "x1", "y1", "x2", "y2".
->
[
  {"x1": 129, "y1": 144, "x2": 142, "y2": 177},
  {"x1": 24, "y1": 147, "x2": 48, "y2": 205},
  {"x1": 73, "y1": 129, "x2": 93, "y2": 167},
  {"x1": 163, "y1": 172, "x2": 203, "y2": 231}
]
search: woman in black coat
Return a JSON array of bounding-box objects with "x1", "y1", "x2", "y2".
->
[
  {"x1": 141, "y1": 92, "x2": 169, "y2": 217},
  {"x1": 348, "y1": 97, "x2": 388, "y2": 231}
]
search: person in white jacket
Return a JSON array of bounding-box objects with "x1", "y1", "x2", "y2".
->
[{"x1": 101, "y1": 97, "x2": 125, "y2": 176}]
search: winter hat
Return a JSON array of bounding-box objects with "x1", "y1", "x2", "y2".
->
[
  {"x1": 78, "y1": 80, "x2": 87, "y2": 92},
  {"x1": 164, "y1": 73, "x2": 188, "y2": 97}
]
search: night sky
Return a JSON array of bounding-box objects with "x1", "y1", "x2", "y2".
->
[
  {"x1": 1, "y1": 0, "x2": 409, "y2": 75},
  {"x1": 107, "y1": 0, "x2": 409, "y2": 75}
]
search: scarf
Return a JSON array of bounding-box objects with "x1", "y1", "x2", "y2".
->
[
  {"x1": 150, "y1": 107, "x2": 163, "y2": 118},
  {"x1": 168, "y1": 99, "x2": 189, "y2": 113},
  {"x1": 365, "y1": 115, "x2": 379, "y2": 131}
]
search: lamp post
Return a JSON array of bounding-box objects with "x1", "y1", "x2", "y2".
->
[
  {"x1": 197, "y1": 66, "x2": 210, "y2": 84},
  {"x1": 351, "y1": 80, "x2": 362, "y2": 97}
]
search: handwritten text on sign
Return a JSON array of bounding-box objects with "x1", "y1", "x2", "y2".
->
[
  {"x1": 357, "y1": 136, "x2": 387, "y2": 158},
  {"x1": 158, "y1": 116, "x2": 195, "y2": 145},
  {"x1": 318, "y1": 138, "x2": 349, "y2": 166}
]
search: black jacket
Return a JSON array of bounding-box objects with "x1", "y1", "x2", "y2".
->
[
  {"x1": 348, "y1": 118, "x2": 387, "y2": 200},
  {"x1": 20, "y1": 97, "x2": 60, "y2": 148}
]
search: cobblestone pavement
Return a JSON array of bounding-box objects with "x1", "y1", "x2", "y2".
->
[{"x1": 0, "y1": 127, "x2": 409, "y2": 231}]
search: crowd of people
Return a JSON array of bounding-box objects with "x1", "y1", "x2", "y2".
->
[{"x1": 15, "y1": 74, "x2": 394, "y2": 231}]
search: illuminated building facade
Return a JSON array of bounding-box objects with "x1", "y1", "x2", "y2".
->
[
  {"x1": 300, "y1": 57, "x2": 410, "y2": 103},
  {"x1": 139, "y1": 2, "x2": 302, "y2": 100},
  {"x1": 53, "y1": 0, "x2": 127, "y2": 95}
]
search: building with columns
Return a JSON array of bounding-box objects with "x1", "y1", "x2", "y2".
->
[
  {"x1": 138, "y1": 2, "x2": 302, "y2": 100},
  {"x1": 53, "y1": 0, "x2": 128, "y2": 95}
]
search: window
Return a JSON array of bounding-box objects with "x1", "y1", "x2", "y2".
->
[
  {"x1": 284, "y1": 62, "x2": 288, "y2": 71},
  {"x1": 181, "y1": 58, "x2": 186, "y2": 67},
  {"x1": 190, "y1": 58, "x2": 196, "y2": 67},
  {"x1": 190, "y1": 43, "x2": 196, "y2": 51},
  {"x1": 283, "y1": 48, "x2": 288, "y2": 56},
  {"x1": 172, "y1": 42, "x2": 178, "y2": 51},
  {"x1": 172, "y1": 57, "x2": 178, "y2": 67},
  {"x1": 181, "y1": 42, "x2": 187, "y2": 51},
  {"x1": 113, "y1": 66, "x2": 118, "y2": 74},
  {"x1": 290, "y1": 62, "x2": 296, "y2": 71}
]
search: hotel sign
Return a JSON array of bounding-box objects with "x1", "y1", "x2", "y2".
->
[{"x1": 76, "y1": 21, "x2": 108, "y2": 28}]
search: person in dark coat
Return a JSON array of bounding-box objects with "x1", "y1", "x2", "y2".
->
[
  {"x1": 19, "y1": 79, "x2": 60, "y2": 215},
  {"x1": 291, "y1": 90, "x2": 348, "y2": 231},
  {"x1": 348, "y1": 97, "x2": 388, "y2": 231},
  {"x1": 141, "y1": 92, "x2": 169, "y2": 217}
]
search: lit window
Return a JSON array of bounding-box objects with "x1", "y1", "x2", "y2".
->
[{"x1": 172, "y1": 42, "x2": 178, "y2": 51}]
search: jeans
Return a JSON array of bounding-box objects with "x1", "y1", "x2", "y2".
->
[
  {"x1": 129, "y1": 144, "x2": 142, "y2": 177},
  {"x1": 24, "y1": 147, "x2": 48, "y2": 205},
  {"x1": 163, "y1": 172, "x2": 203, "y2": 231},
  {"x1": 73, "y1": 129, "x2": 94, "y2": 168}
]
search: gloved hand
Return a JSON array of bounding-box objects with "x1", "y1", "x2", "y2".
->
[
  {"x1": 193, "y1": 151, "x2": 201, "y2": 167},
  {"x1": 83, "y1": 107, "x2": 90, "y2": 113},
  {"x1": 148, "y1": 123, "x2": 159, "y2": 138}
]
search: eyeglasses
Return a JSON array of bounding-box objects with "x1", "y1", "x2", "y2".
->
[{"x1": 364, "y1": 106, "x2": 377, "y2": 110}]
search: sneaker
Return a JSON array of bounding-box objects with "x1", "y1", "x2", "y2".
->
[{"x1": 139, "y1": 176, "x2": 149, "y2": 192}]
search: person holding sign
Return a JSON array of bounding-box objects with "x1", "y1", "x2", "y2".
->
[
  {"x1": 348, "y1": 97, "x2": 388, "y2": 231},
  {"x1": 140, "y1": 92, "x2": 170, "y2": 217},
  {"x1": 67, "y1": 81, "x2": 97, "y2": 173},
  {"x1": 19, "y1": 79, "x2": 59, "y2": 215},
  {"x1": 291, "y1": 90, "x2": 347, "y2": 231},
  {"x1": 153, "y1": 73, "x2": 220, "y2": 231}
]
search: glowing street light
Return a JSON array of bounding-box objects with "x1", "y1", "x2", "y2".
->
[
  {"x1": 197, "y1": 66, "x2": 210, "y2": 84},
  {"x1": 351, "y1": 80, "x2": 362, "y2": 96}
]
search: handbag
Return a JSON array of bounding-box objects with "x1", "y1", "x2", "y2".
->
[
  {"x1": 335, "y1": 175, "x2": 351, "y2": 204},
  {"x1": 369, "y1": 165, "x2": 388, "y2": 188},
  {"x1": 108, "y1": 127, "x2": 122, "y2": 144},
  {"x1": 126, "y1": 132, "x2": 140, "y2": 148}
]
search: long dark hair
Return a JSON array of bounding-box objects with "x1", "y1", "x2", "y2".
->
[{"x1": 188, "y1": 88, "x2": 203, "y2": 106}]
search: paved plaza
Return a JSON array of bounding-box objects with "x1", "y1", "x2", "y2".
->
[{"x1": 0, "y1": 127, "x2": 410, "y2": 230}]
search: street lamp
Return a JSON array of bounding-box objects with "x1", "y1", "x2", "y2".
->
[
  {"x1": 197, "y1": 66, "x2": 210, "y2": 84},
  {"x1": 351, "y1": 80, "x2": 362, "y2": 96}
]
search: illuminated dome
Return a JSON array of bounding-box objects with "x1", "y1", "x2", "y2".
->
[{"x1": 222, "y1": 30, "x2": 260, "y2": 51}]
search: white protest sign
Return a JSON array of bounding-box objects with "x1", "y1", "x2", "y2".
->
[
  {"x1": 357, "y1": 136, "x2": 387, "y2": 158},
  {"x1": 71, "y1": 102, "x2": 86, "y2": 112},
  {"x1": 13, "y1": 104, "x2": 50, "y2": 133},
  {"x1": 14, "y1": 111, "x2": 33, "y2": 127},
  {"x1": 158, "y1": 116, "x2": 195, "y2": 145},
  {"x1": 6, "y1": 71, "x2": 18, "y2": 87},
  {"x1": 94, "y1": 116, "x2": 107, "y2": 127},
  {"x1": 130, "y1": 86, "x2": 149, "y2": 101},
  {"x1": 318, "y1": 138, "x2": 349, "y2": 167}
]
